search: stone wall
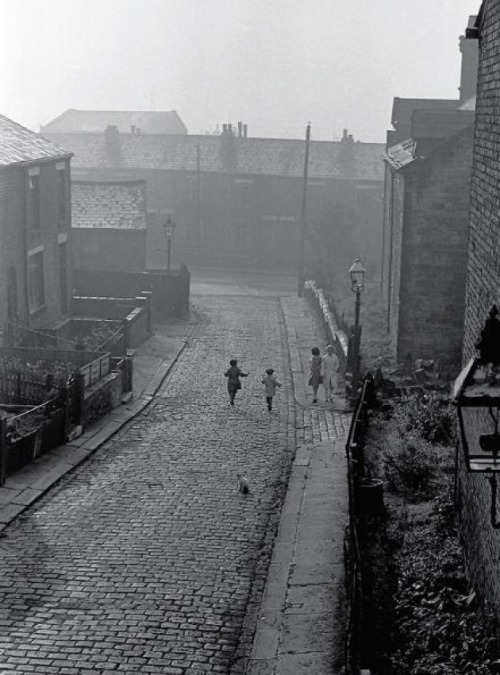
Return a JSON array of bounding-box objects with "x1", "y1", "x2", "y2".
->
[{"x1": 459, "y1": 0, "x2": 500, "y2": 617}]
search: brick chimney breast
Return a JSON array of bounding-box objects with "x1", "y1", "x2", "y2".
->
[
  {"x1": 459, "y1": 16, "x2": 479, "y2": 102},
  {"x1": 220, "y1": 122, "x2": 237, "y2": 171}
]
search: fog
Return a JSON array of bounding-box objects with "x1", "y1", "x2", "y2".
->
[{"x1": 1, "y1": 0, "x2": 479, "y2": 141}]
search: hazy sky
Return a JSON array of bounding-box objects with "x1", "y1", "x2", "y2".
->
[{"x1": 1, "y1": 0, "x2": 480, "y2": 142}]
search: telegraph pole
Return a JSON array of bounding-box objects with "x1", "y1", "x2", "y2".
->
[
  {"x1": 297, "y1": 123, "x2": 311, "y2": 297},
  {"x1": 196, "y1": 144, "x2": 201, "y2": 262}
]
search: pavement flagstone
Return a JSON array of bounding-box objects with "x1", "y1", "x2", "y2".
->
[{"x1": 246, "y1": 296, "x2": 351, "y2": 674}]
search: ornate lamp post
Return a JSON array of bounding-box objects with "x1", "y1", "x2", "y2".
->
[
  {"x1": 348, "y1": 258, "x2": 366, "y2": 395},
  {"x1": 162, "y1": 216, "x2": 176, "y2": 273}
]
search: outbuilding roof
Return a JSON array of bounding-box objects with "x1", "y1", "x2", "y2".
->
[
  {"x1": 72, "y1": 180, "x2": 147, "y2": 229},
  {"x1": 0, "y1": 114, "x2": 71, "y2": 166}
]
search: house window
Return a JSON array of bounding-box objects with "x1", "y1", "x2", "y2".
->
[
  {"x1": 28, "y1": 168, "x2": 41, "y2": 229},
  {"x1": 57, "y1": 167, "x2": 67, "y2": 225},
  {"x1": 28, "y1": 249, "x2": 45, "y2": 312}
]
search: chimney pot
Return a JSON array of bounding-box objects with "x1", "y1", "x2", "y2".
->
[
  {"x1": 243, "y1": 124, "x2": 248, "y2": 138},
  {"x1": 238, "y1": 121, "x2": 243, "y2": 137}
]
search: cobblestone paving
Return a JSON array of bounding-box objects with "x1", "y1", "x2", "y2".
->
[{"x1": 0, "y1": 296, "x2": 300, "y2": 674}]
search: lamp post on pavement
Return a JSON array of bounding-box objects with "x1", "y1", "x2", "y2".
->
[
  {"x1": 163, "y1": 216, "x2": 176, "y2": 273},
  {"x1": 349, "y1": 258, "x2": 366, "y2": 396}
]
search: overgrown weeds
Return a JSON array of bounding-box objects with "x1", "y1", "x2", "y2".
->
[{"x1": 357, "y1": 393, "x2": 499, "y2": 674}]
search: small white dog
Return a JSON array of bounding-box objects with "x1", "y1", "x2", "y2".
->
[{"x1": 237, "y1": 473, "x2": 250, "y2": 494}]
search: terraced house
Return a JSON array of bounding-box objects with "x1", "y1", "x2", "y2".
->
[
  {"x1": 42, "y1": 113, "x2": 385, "y2": 277},
  {"x1": 0, "y1": 115, "x2": 72, "y2": 344}
]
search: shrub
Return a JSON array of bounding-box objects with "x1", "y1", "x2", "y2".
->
[
  {"x1": 384, "y1": 435, "x2": 437, "y2": 499},
  {"x1": 404, "y1": 393, "x2": 457, "y2": 446}
]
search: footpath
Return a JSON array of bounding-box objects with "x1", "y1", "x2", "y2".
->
[
  {"x1": 0, "y1": 295, "x2": 351, "y2": 675},
  {"x1": 246, "y1": 297, "x2": 351, "y2": 675}
]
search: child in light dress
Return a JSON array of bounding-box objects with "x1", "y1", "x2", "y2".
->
[
  {"x1": 322, "y1": 344, "x2": 340, "y2": 401},
  {"x1": 262, "y1": 368, "x2": 282, "y2": 412}
]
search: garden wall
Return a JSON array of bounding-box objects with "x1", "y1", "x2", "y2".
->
[{"x1": 73, "y1": 266, "x2": 190, "y2": 319}]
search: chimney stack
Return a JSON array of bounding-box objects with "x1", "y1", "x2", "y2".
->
[
  {"x1": 238, "y1": 121, "x2": 243, "y2": 137},
  {"x1": 460, "y1": 16, "x2": 479, "y2": 102},
  {"x1": 243, "y1": 124, "x2": 248, "y2": 138}
]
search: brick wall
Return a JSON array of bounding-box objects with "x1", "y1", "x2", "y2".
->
[
  {"x1": 459, "y1": 0, "x2": 500, "y2": 617},
  {"x1": 72, "y1": 228, "x2": 146, "y2": 272},
  {"x1": 397, "y1": 126, "x2": 473, "y2": 366},
  {"x1": 383, "y1": 169, "x2": 405, "y2": 353}
]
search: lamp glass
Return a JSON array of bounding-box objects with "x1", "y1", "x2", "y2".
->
[
  {"x1": 349, "y1": 258, "x2": 366, "y2": 291},
  {"x1": 163, "y1": 217, "x2": 176, "y2": 239},
  {"x1": 459, "y1": 404, "x2": 500, "y2": 472}
]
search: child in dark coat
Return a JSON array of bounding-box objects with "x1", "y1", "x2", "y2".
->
[{"x1": 224, "y1": 359, "x2": 248, "y2": 406}]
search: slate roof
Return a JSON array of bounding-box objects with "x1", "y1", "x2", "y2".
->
[
  {"x1": 72, "y1": 180, "x2": 147, "y2": 229},
  {"x1": 41, "y1": 109, "x2": 187, "y2": 135},
  {"x1": 44, "y1": 132, "x2": 385, "y2": 181},
  {"x1": 0, "y1": 114, "x2": 71, "y2": 167}
]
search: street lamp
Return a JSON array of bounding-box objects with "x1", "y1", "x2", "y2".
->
[
  {"x1": 348, "y1": 258, "x2": 366, "y2": 396},
  {"x1": 453, "y1": 305, "x2": 500, "y2": 528},
  {"x1": 162, "y1": 216, "x2": 176, "y2": 273}
]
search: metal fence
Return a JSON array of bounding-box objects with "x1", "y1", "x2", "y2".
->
[{"x1": 344, "y1": 374, "x2": 375, "y2": 674}]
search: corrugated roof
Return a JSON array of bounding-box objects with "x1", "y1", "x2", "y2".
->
[
  {"x1": 385, "y1": 123, "x2": 474, "y2": 171},
  {"x1": 72, "y1": 180, "x2": 147, "y2": 229},
  {"x1": 0, "y1": 114, "x2": 71, "y2": 166},
  {"x1": 41, "y1": 109, "x2": 187, "y2": 135},
  {"x1": 384, "y1": 139, "x2": 417, "y2": 169},
  {"x1": 44, "y1": 132, "x2": 384, "y2": 181}
]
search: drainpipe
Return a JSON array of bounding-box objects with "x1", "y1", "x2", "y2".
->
[
  {"x1": 387, "y1": 170, "x2": 395, "y2": 334},
  {"x1": 22, "y1": 166, "x2": 30, "y2": 329}
]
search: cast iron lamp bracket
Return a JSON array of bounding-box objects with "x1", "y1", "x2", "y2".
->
[{"x1": 453, "y1": 307, "x2": 500, "y2": 528}]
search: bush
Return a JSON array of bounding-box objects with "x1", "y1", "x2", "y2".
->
[
  {"x1": 384, "y1": 436, "x2": 437, "y2": 499},
  {"x1": 404, "y1": 393, "x2": 457, "y2": 446}
]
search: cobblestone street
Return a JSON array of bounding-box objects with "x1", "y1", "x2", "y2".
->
[{"x1": 0, "y1": 286, "x2": 349, "y2": 674}]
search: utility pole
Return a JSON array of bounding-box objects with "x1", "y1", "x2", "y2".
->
[
  {"x1": 196, "y1": 144, "x2": 201, "y2": 263},
  {"x1": 297, "y1": 123, "x2": 311, "y2": 297}
]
